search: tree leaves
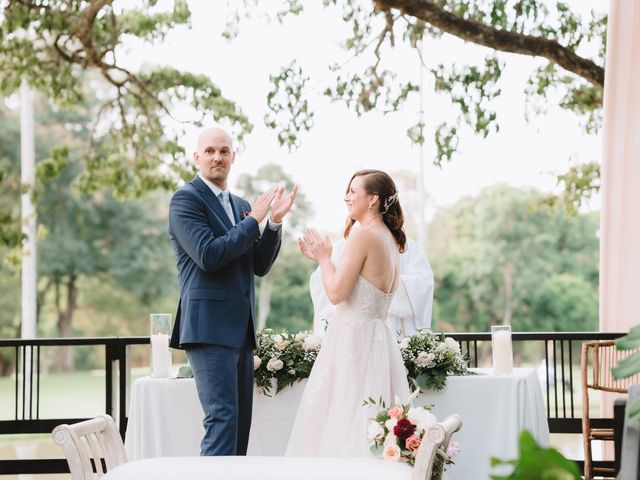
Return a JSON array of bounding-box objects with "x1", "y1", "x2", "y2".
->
[{"x1": 0, "y1": 0, "x2": 252, "y2": 199}]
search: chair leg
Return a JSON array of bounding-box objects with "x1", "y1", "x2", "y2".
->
[{"x1": 583, "y1": 432, "x2": 592, "y2": 480}]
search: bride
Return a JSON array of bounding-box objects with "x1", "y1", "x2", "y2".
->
[{"x1": 285, "y1": 169, "x2": 411, "y2": 457}]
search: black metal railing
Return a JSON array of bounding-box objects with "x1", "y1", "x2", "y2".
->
[
  {"x1": 0, "y1": 337, "x2": 148, "y2": 475},
  {"x1": 0, "y1": 332, "x2": 626, "y2": 475}
]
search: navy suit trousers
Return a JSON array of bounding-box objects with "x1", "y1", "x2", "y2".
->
[{"x1": 185, "y1": 324, "x2": 254, "y2": 456}]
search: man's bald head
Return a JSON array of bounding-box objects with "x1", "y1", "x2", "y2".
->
[
  {"x1": 197, "y1": 127, "x2": 234, "y2": 153},
  {"x1": 194, "y1": 127, "x2": 236, "y2": 189}
]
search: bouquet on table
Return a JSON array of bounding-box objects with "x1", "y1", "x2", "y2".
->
[
  {"x1": 365, "y1": 392, "x2": 461, "y2": 480},
  {"x1": 253, "y1": 329, "x2": 322, "y2": 395},
  {"x1": 400, "y1": 329, "x2": 469, "y2": 391}
]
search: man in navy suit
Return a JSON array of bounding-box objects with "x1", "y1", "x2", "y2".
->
[{"x1": 168, "y1": 127, "x2": 297, "y2": 456}]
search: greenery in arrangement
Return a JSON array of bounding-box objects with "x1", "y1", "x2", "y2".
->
[
  {"x1": 400, "y1": 329, "x2": 468, "y2": 391},
  {"x1": 612, "y1": 325, "x2": 640, "y2": 421},
  {"x1": 253, "y1": 328, "x2": 468, "y2": 396},
  {"x1": 253, "y1": 329, "x2": 322, "y2": 395},
  {"x1": 490, "y1": 431, "x2": 581, "y2": 480}
]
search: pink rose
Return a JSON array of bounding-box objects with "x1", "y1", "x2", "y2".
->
[
  {"x1": 383, "y1": 444, "x2": 401, "y2": 462},
  {"x1": 387, "y1": 406, "x2": 404, "y2": 419},
  {"x1": 405, "y1": 435, "x2": 421, "y2": 451}
]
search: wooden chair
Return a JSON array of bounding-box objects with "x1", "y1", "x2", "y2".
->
[
  {"x1": 93, "y1": 415, "x2": 462, "y2": 480},
  {"x1": 52, "y1": 414, "x2": 127, "y2": 480},
  {"x1": 582, "y1": 341, "x2": 640, "y2": 479}
]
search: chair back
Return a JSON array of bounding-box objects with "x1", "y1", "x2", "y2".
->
[
  {"x1": 581, "y1": 341, "x2": 640, "y2": 479},
  {"x1": 52, "y1": 414, "x2": 127, "y2": 480},
  {"x1": 412, "y1": 414, "x2": 462, "y2": 480},
  {"x1": 582, "y1": 341, "x2": 640, "y2": 394}
]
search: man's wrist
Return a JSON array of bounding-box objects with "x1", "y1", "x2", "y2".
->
[{"x1": 267, "y1": 218, "x2": 282, "y2": 230}]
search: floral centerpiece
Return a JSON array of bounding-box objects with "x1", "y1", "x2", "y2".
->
[
  {"x1": 364, "y1": 392, "x2": 460, "y2": 480},
  {"x1": 400, "y1": 329, "x2": 468, "y2": 391},
  {"x1": 253, "y1": 328, "x2": 322, "y2": 395}
]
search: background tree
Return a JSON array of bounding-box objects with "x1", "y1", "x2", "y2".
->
[
  {"x1": 235, "y1": 164, "x2": 313, "y2": 330},
  {"x1": 0, "y1": 0, "x2": 251, "y2": 207},
  {"x1": 0, "y1": 97, "x2": 178, "y2": 370},
  {"x1": 428, "y1": 184, "x2": 598, "y2": 332},
  {"x1": 228, "y1": 0, "x2": 606, "y2": 208}
]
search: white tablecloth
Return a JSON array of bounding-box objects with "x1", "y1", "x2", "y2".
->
[{"x1": 124, "y1": 368, "x2": 549, "y2": 480}]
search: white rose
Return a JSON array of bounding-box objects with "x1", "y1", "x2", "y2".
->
[
  {"x1": 383, "y1": 432, "x2": 398, "y2": 447},
  {"x1": 444, "y1": 337, "x2": 461, "y2": 354},
  {"x1": 382, "y1": 444, "x2": 401, "y2": 462},
  {"x1": 384, "y1": 417, "x2": 398, "y2": 430},
  {"x1": 416, "y1": 412, "x2": 437, "y2": 434},
  {"x1": 273, "y1": 334, "x2": 284, "y2": 344},
  {"x1": 303, "y1": 335, "x2": 321, "y2": 351},
  {"x1": 407, "y1": 407, "x2": 427, "y2": 425},
  {"x1": 253, "y1": 356, "x2": 262, "y2": 370},
  {"x1": 266, "y1": 358, "x2": 284, "y2": 372},
  {"x1": 294, "y1": 332, "x2": 306, "y2": 342},
  {"x1": 414, "y1": 351, "x2": 433, "y2": 368},
  {"x1": 274, "y1": 339, "x2": 290, "y2": 351},
  {"x1": 399, "y1": 337, "x2": 410, "y2": 350},
  {"x1": 367, "y1": 421, "x2": 385, "y2": 442}
]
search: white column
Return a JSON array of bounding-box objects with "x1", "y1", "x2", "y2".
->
[
  {"x1": 20, "y1": 79, "x2": 36, "y2": 419},
  {"x1": 599, "y1": 0, "x2": 640, "y2": 335}
]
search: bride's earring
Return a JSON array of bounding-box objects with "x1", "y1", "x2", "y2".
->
[{"x1": 368, "y1": 204, "x2": 372, "y2": 211}]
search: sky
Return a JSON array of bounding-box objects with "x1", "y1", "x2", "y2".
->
[{"x1": 120, "y1": 0, "x2": 604, "y2": 240}]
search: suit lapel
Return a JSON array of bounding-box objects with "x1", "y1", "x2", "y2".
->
[{"x1": 191, "y1": 176, "x2": 233, "y2": 229}]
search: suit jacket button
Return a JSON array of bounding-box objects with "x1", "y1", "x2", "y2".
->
[{"x1": 245, "y1": 291, "x2": 250, "y2": 296}]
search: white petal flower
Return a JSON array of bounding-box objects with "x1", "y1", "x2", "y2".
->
[
  {"x1": 416, "y1": 412, "x2": 437, "y2": 434},
  {"x1": 367, "y1": 421, "x2": 385, "y2": 442},
  {"x1": 384, "y1": 417, "x2": 398, "y2": 430},
  {"x1": 303, "y1": 335, "x2": 322, "y2": 351},
  {"x1": 444, "y1": 337, "x2": 461, "y2": 354},
  {"x1": 266, "y1": 358, "x2": 284, "y2": 372},
  {"x1": 253, "y1": 356, "x2": 262, "y2": 370}
]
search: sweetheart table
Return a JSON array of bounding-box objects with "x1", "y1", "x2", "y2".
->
[{"x1": 123, "y1": 368, "x2": 549, "y2": 479}]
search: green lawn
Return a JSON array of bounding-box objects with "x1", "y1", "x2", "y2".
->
[{"x1": 0, "y1": 370, "x2": 107, "y2": 422}]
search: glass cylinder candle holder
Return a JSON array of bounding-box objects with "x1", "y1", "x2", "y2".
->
[
  {"x1": 491, "y1": 325, "x2": 513, "y2": 375},
  {"x1": 150, "y1": 313, "x2": 172, "y2": 378}
]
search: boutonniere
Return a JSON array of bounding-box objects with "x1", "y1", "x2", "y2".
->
[{"x1": 243, "y1": 210, "x2": 251, "y2": 219}]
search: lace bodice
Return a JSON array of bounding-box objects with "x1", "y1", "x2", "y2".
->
[{"x1": 335, "y1": 275, "x2": 395, "y2": 322}]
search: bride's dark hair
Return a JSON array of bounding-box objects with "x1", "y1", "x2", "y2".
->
[{"x1": 343, "y1": 169, "x2": 406, "y2": 253}]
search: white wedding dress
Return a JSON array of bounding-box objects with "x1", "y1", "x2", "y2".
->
[{"x1": 285, "y1": 275, "x2": 411, "y2": 457}]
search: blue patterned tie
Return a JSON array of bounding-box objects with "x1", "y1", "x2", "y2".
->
[{"x1": 218, "y1": 192, "x2": 235, "y2": 225}]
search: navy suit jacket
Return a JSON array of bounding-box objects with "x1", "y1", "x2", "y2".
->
[{"x1": 168, "y1": 176, "x2": 281, "y2": 349}]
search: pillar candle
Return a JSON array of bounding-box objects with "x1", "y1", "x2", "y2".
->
[
  {"x1": 492, "y1": 330, "x2": 513, "y2": 375},
  {"x1": 150, "y1": 333, "x2": 170, "y2": 378}
]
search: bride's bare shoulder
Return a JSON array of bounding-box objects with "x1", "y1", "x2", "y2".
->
[{"x1": 345, "y1": 225, "x2": 378, "y2": 246}]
